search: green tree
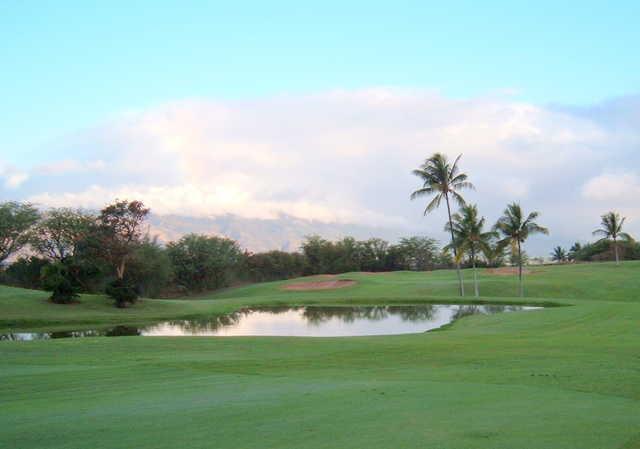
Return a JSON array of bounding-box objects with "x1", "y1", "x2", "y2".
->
[
  {"x1": 41, "y1": 262, "x2": 80, "y2": 304},
  {"x1": 550, "y1": 246, "x2": 568, "y2": 263},
  {"x1": 481, "y1": 239, "x2": 505, "y2": 268},
  {"x1": 411, "y1": 153, "x2": 474, "y2": 296},
  {"x1": 568, "y1": 242, "x2": 582, "y2": 261},
  {"x1": 95, "y1": 200, "x2": 150, "y2": 280},
  {"x1": 91, "y1": 200, "x2": 150, "y2": 307},
  {"x1": 592, "y1": 212, "x2": 633, "y2": 265},
  {"x1": 167, "y1": 234, "x2": 243, "y2": 292},
  {"x1": 393, "y1": 236, "x2": 440, "y2": 271},
  {"x1": 126, "y1": 237, "x2": 173, "y2": 298},
  {"x1": 30, "y1": 208, "x2": 94, "y2": 262},
  {"x1": 446, "y1": 204, "x2": 495, "y2": 297},
  {"x1": 357, "y1": 238, "x2": 389, "y2": 272},
  {"x1": 494, "y1": 203, "x2": 549, "y2": 297},
  {"x1": 0, "y1": 201, "x2": 40, "y2": 265}
]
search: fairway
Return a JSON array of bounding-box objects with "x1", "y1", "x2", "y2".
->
[{"x1": 2, "y1": 262, "x2": 640, "y2": 449}]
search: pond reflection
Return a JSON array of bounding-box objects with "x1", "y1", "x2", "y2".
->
[{"x1": 1, "y1": 304, "x2": 539, "y2": 340}]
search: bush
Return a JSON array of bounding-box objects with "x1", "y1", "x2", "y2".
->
[
  {"x1": 42, "y1": 263, "x2": 80, "y2": 304},
  {"x1": 105, "y1": 278, "x2": 139, "y2": 308}
]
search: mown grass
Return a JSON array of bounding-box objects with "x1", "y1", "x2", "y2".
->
[{"x1": 1, "y1": 261, "x2": 640, "y2": 448}]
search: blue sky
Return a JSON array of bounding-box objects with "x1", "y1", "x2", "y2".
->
[
  {"x1": 2, "y1": 1, "x2": 639, "y2": 164},
  {"x1": 1, "y1": 1, "x2": 639, "y2": 253}
]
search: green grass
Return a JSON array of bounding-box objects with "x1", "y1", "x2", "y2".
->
[{"x1": 2, "y1": 261, "x2": 640, "y2": 448}]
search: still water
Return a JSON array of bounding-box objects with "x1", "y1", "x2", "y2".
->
[{"x1": 1, "y1": 305, "x2": 539, "y2": 340}]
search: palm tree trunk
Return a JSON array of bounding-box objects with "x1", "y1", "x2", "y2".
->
[
  {"x1": 517, "y1": 240, "x2": 523, "y2": 297},
  {"x1": 445, "y1": 194, "x2": 464, "y2": 296},
  {"x1": 472, "y1": 251, "x2": 479, "y2": 297},
  {"x1": 614, "y1": 238, "x2": 620, "y2": 265}
]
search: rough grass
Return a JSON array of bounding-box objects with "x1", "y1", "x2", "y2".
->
[{"x1": 1, "y1": 261, "x2": 640, "y2": 449}]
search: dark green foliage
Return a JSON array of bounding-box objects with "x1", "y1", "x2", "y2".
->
[
  {"x1": 41, "y1": 263, "x2": 80, "y2": 304},
  {"x1": 571, "y1": 239, "x2": 640, "y2": 262},
  {"x1": 0, "y1": 201, "x2": 40, "y2": 265},
  {"x1": 125, "y1": 238, "x2": 172, "y2": 298},
  {"x1": 105, "y1": 278, "x2": 139, "y2": 308},
  {"x1": 551, "y1": 246, "x2": 568, "y2": 262},
  {"x1": 301, "y1": 235, "x2": 449, "y2": 274},
  {"x1": 167, "y1": 234, "x2": 244, "y2": 292},
  {"x1": 95, "y1": 200, "x2": 150, "y2": 280},
  {"x1": 392, "y1": 236, "x2": 441, "y2": 271},
  {"x1": 246, "y1": 250, "x2": 306, "y2": 282},
  {"x1": 0, "y1": 256, "x2": 51, "y2": 289}
]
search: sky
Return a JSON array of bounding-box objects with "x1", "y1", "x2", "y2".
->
[{"x1": 1, "y1": 1, "x2": 639, "y2": 254}]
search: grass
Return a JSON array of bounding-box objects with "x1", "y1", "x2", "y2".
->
[{"x1": 1, "y1": 261, "x2": 640, "y2": 448}]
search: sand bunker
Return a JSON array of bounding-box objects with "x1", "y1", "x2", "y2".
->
[
  {"x1": 487, "y1": 267, "x2": 533, "y2": 276},
  {"x1": 283, "y1": 279, "x2": 357, "y2": 291}
]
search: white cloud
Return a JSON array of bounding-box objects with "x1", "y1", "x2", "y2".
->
[
  {"x1": 0, "y1": 162, "x2": 29, "y2": 189},
  {"x1": 582, "y1": 172, "x2": 640, "y2": 202},
  {"x1": 7, "y1": 88, "x2": 640, "y2": 251},
  {"x1": 35, "y1": 159, "x2": 106, "y2": 175}
]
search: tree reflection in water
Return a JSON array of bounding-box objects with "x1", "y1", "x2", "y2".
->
[{"x1": 2, "y1": 304, "x2": 534, "y2": 339}]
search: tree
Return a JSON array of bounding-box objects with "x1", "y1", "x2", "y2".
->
[
  {"x1": 482, "y1": 239, "x2": 506, "y2": 268},
  {"x1": 393, "y1": 236, "x2": 440, "y2": 271},
  {"x1": 0, "y1": 202, "x2": 40, "y2": 265},
  {"x1": 592, "y1": 212, "x2": 633, "y2": 265},
  {"x1": 446, "y1": 204, "x2": 495, "y2": 297},
  {"x1": 550, "y1": 246, "x2": 568, "y2": 263},
  {"x1": 246, "y1": 250, "x2": 306, "y2": 282},
  {"x1": 411, "y1": 153, "x2": 474, "y2": 296},
  {"x1": 568, "y1": 242, "x2": 582, "y2": 262},
  {"x1": 125, "y1": 237, "x2": 173, "y2": 298},
  {"x1": 167, "y1": 234, "x2": 243, "y2": 292},
  {"x1": 357, "y1": 238, "x2": 389, "y2": 272},
  {"x1": 494, "y1": 203, "x2": 549, "y2": 297},
  {"x1": 96, "y1": 200, "x2": 150, "y2": 280},
  {"x1": 41, "y1": 262, "x2": 80, "y2": 304},
  {"x1": 30, "y1": 208, "x2": 94, "y2": 262},
  {"x1": 93, "y1": 200, "x2": 150, "y2": 307}
]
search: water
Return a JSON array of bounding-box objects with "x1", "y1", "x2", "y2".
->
[{"x1": 1, "y1": 305, "x2": 540, "y2": 340}]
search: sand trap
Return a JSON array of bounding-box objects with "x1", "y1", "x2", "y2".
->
[
  {"x1": 283, "y1": 279, "x2": 357, "y2": 291},
  {"x1": 487, "y1": 267, "x2": 533, "y2": 276}
]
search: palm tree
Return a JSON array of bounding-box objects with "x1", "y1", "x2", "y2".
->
[
  {"x1": 568, "y1": 242, "x2": 582, "y2": 262},
  {"x1": 445, "y1": 204, "x2": 495, "y2": 297},
  {"x1": 550, "y1": 246, "x2": 567, "y2": 263},
  {"x1": 411, "y1": 153, "x2": 474, "y2": 296},
  {"x1": 494, "y1": 203, "x2": 549, "y2": 297},
  {"x1": 592, "y1": 212, "x2": 633, "y2": 265}
]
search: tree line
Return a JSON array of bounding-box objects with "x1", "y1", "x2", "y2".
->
[{"x1": 0, "y1": 200, "x2": 460, "y2": 306}]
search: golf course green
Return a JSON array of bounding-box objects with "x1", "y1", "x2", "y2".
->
[{"x1": 2, "y1": 261, "x2": 640, "y2": 449}]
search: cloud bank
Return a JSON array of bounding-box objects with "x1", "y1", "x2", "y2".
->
[{"x1": 3, "y1": 88, "x2": 640, "y2": 253}]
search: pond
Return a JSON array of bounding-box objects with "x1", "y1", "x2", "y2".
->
[{"x1": 1, "y1": 304, "x2": 540, "y2": 340}]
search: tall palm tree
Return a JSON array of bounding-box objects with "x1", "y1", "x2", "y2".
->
[
  {"x1": 411, "y1": 153, "x2": 474, "y2": 296},
  {"x1": 592, "y1": 212, "x2": 633, "y2": 265},
  {"x1": 445, "y1": 204, "x2": 495, "y2": 297},
  {"x1": 494, "y1": 203, "x2": 549, "y2": 297},
  {"x1": 550, "y1": 246, "x2": 567, "y2": 263}
]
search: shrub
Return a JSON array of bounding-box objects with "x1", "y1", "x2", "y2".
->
[
  {"x1": 105, "y1": 278, "x2": 139, "y2": 308},
  {"x1": 42, "y1": 263, "x2": 80, "y2": 304}
]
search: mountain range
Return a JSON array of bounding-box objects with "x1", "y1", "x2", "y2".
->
[{"x1": 147, "y1": 214, "x2": 415, "y2": 253}]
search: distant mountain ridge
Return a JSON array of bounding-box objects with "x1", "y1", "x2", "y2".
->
[{"x1": 147, "y1": 213, "x2": 412, "y2": 252}]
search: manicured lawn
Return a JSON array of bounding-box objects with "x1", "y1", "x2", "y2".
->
[{"x1": 1, "y1": 262, "x2": 640, "y2": 448}]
